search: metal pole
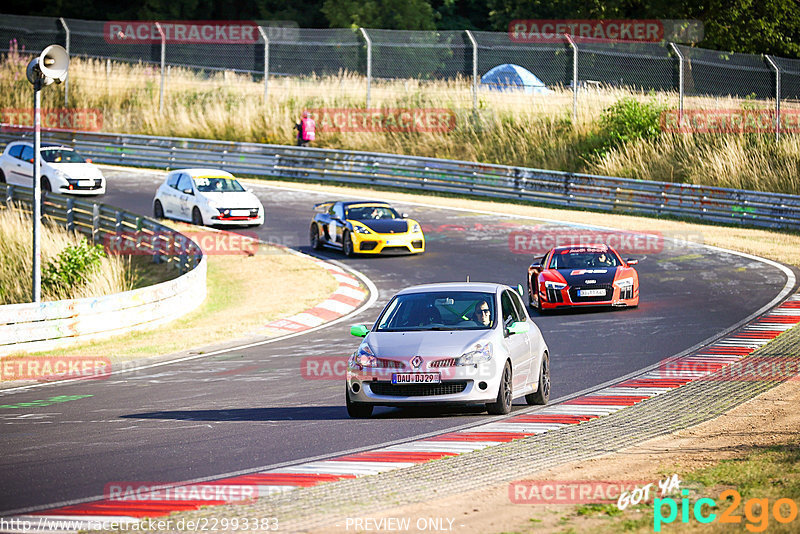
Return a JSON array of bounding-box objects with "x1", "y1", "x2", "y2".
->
[
  {"x1": 465, "y1": 30, "x2": 478, "y2": 119},
  {"x1": 32, "y1": 81, "x2": 42, "y2": 302},
  {"x1": 257, "y1": 26, "x2": 269, "y2": 103},
  {"x1": 765, "y1": 55, "x2": 781, "y2": 141},
  {"x1": 155, "y1": 22, "x2": 166, "y2": 114},
  {"x1": 59, "y1": 17, "x2": 69, "y2": 106},
  {"x1": 359, "y1": 28, "x2": 372, "y2": 108},
  {"x1": 669, "y1": 42, "x2": 684, "y2": 124},
  {"x1": 565, "y1": 34, "x2": 577, "y2": 124}
]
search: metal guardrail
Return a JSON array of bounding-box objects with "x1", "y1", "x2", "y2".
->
[
  {"x1": 2, "y1": 128, "x2": 799, "y2": 231},
  {"x1": 1, "y1": 181, "x2": 202, "y2": 273},
  {"x1": 0, "y1": 182, "x2": 206, "y2": 355}
]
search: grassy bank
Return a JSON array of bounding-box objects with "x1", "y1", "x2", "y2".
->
[
  {"x1": 8, "y1": 241, "x2": 340, "y2": 363},
  {"x1": 0, "y1": 206, "x2": 173, "y2": 304},
  {"x1": 1, "y1": 52, "x2": 798, "y2": 194}
]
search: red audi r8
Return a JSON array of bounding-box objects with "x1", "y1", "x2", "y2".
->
[{"x1": 527, "y1": 244, "x2": 639, "y2": 311}]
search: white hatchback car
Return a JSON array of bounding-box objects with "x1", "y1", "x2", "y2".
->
[
  {"x1": 153, "y1": 168, "x2": 264, "y2": 227},
  {"x1": 0, "y1": 141, "x2": 106, "y2": 195},
  {"x1": 346, "y1": 282, "x2": 551, "y2": 418}
]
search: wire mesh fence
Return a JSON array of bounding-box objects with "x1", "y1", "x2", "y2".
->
[{"x1": 0, "y1": 13, "x2": 798, "y2": 137}]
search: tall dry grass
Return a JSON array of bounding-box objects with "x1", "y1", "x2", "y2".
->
[
  {"x1": 1, "y1": 53, "x2": 798, "y2": 194},
  {"x1": 0, "y1": 206, "x2": 134, "y2": 304}
]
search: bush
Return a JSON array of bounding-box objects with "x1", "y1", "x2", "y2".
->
[
  {"x1": 586, "y1": 97, "x2": 666, "y2": 158},
  {"x1": 42, "y1": 239, "x2": 107, "y2": 295}
]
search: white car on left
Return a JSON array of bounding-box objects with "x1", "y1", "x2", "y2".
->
[
  {"x1": 0, "y1": 140, "x2": 106, "y2": 195},
  {"x1": 153, "y1": 168, "x2": 265, "y2": 227}
]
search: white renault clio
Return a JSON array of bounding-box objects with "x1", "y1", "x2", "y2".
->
[
  {"x1": 346, "y1": 282, "x2": 551, "y2": 417},
  {"x1": 0, "y1": 141, "x2": 106, "y2": 195},
  {"x1": 153, "y1": 168, "x2": 264, "y2": 227}
]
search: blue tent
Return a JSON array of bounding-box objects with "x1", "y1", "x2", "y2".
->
[{"x1": 480, "y1": 64, "x2": 552, "y2": 95}]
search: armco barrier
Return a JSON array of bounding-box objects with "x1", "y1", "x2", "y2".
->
[
  {"x1": 0, "y1": 183, "x2": 206, "y2": 357},
  {"x1": 2, "y1": 128, "x2": 799, "y2": 231}
]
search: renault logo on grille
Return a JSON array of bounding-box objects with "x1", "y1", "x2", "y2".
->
[{"x1": 410, "y1": 355, "x2": 423, "y2": 369}]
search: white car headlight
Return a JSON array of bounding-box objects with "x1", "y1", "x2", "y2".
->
[
  {"x1": 454, "y1": 342, "x2": 493, "y2": 366},
  {"x1": 544, "y1": 281, "x2": 567, "y2": 290},
  {"x1": 353, "y1": 225, "x2": 372, "y2": 234},
  {"x1": 614, "y1": 277, "x2": 634, "y2": 288},
  {"x1": 350, "y1": 344, "x2": 377, "y2": 368}
]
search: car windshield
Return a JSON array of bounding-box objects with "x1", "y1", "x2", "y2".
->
[
  {"x1": 40, "y1": 148, "x2": 85, "y2": 163},
  {"x1": 548, "y1": 248, "x2": 619, "y2": 269},
  {"x1": 346, "y1": 205, "x2": 399, "y2": 220},
  {"x1": 193, "y1": 177, "x2": 245, "y2": 193},
  {"x1": 376, "y1": 291, "x2": 496, "y2": 332}
]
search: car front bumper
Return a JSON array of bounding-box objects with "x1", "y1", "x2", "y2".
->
[
  {"x1": 347, "y1": 362, "x2": 501, "y2": 406},
  {"x1": 352, "y1": 233, "x2": 425, "y2": 255}
]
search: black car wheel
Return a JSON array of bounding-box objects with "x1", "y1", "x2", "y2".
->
[
  {"x1": 343, "y1": 231, "x2": 355, "y2": 257},
  {"x1": 346, "y1": 387, "x2": 373, "y2": 418},
  {"x1": 191, "y1": 207, "x2": 204, "y2": 226},
  {"x1": 41, "y1": 177, "x2": 51, "y2": 193},
  {"x1": 310, "y1": 223, "x2": 322, "y2": 250},
  {"x1": 487, "y1": 361, "x2": 513, "y2": 415},
  {"x1": 0, "y1": 169, "x2": 5, "y2": 183},
  {"x1": 526, "y1": 352, "x2": 550, "y2": 405},
  {"x1": 153, "y1": 200, "x2": 164, "y2": 219}
]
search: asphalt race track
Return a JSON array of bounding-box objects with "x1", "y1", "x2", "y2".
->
[{"x1": 0, "y1": 167, "x2": 794, "y2": 514}]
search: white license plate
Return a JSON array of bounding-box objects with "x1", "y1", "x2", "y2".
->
[
  {"x1": 386, "y1": 239, "x2": 404, "y2": 246},
  {"x1": 231, "y1": 209, "x2": 251, "y2": 217},
  {"x1": 578, "y1": 288, "x2": 606, "y2": 297},
  {"x1": 79, "y1": 180, "x2": 94, "y2": 187},
  {"x1": 392, "y1": 372, "x2": 441, "y2": 384}
]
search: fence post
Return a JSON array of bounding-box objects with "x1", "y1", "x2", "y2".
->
[
  {"x1": 92, "y1": 203, "x2": 100, "y2": 244},
  {"x1": 765, "y1": 55, "x2": 781, "y2": 142},
  {"x1": 565, "y1": 34, "x2": 578, "y2": 124},
  {"x1": 155, "y1": 22, "x2": 166, "y2": 114},
  {"x1": 669, "y1": 42, "x2": 684, "y2": 124},
  {"x1": 4, "y1": 185, "x2": 12, "y2": 206},
  {"x1": 257, "y1": 26, "x2": 269, "y2": 103},
  {"x1": 59, "y1": 17, "x2": 70, "y2": 107},
  {"x1": 465, "y1": 30, "x2": 478, "y2": 119},
  {"x1": 66, "y1": 197, "x2": 74, "y2": 231},
  {"x1": 359, "y1": 28, "x2": 372, "y2": 108}
]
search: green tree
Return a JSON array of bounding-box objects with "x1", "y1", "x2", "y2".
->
[{"x1": 322, "y1": 0, "x2": 437, "y2": 30}]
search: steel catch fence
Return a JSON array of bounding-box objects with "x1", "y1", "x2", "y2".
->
[{"x1": 0, "y1": 14, "x2": 798, "y2": 136}]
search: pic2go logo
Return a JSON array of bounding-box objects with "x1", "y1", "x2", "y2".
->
[{"x1": 654, "y1": 489, "x2": 798, "y2": 532}]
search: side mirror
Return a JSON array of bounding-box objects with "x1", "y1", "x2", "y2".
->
[
  {"x1": 516, "y1": 284, "x2": 525, "y2": 297},
  {"x1": 508, "y1": 321, "x2": 530, "y2": 335},
  {"x1": 401, "y1": 212, "x2": 409, "y2": 218},
  {"x1": 183, "y1": 189, "x2": 193, "y2": 195},
  {"x1": 350, "y1": 324, "x2": 369, "y2": 337},
  {"x1": 626, "y1": 259, "x2": 639, "y2": 266}
]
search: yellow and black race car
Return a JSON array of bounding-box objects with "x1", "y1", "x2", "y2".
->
[{"x1": 309, "y1": 201, "x2": 425, "y2": 256}]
